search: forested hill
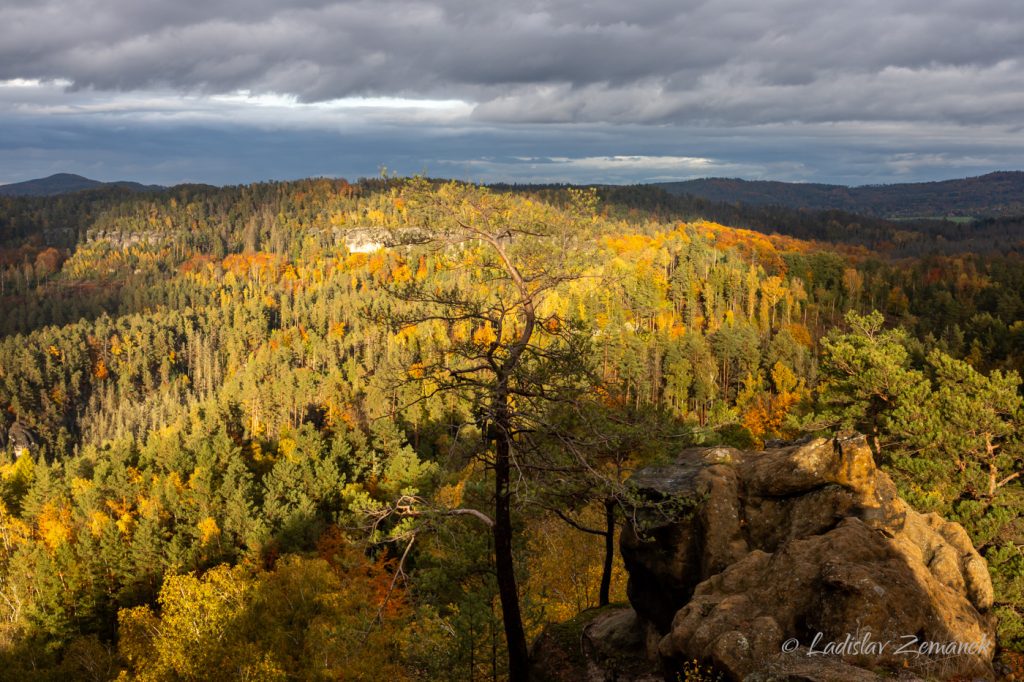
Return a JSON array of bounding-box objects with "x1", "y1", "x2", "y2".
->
[
  {"x1": 0, "y1": 177, "x2": 1021, "y2": 679},
  {"x1": 495, "y1": 182, "x2": 1024, "y2": 256},
  {"x1": 656, "y1": 171, "x2": 1024, "y2": 218},
  {"x1": 0, "y1": 173, "x2": 164, "y2": 197}
]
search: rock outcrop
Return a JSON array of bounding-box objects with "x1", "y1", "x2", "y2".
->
[
  {"x1": 530, "y1": 606, "x2": 663, "y2": 682},
  {"x1": 6, "y1": 421, "x2": 38, "y2": 455},
  {"x1": 619, "y1": 433, "x2": 996, "y2": 681}
]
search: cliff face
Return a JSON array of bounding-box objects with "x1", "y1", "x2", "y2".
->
[{"x1": 618, "y1": 434, "x2": 996, "y2": 681}]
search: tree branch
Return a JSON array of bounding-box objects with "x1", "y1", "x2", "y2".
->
[{"x1": 550, "y1": 509, "x2": 608, "y2": 537}]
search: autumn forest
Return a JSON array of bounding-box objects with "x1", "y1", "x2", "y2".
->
[{"x1": 0, "y1": 177, "x2": 1022, "y2": 680}]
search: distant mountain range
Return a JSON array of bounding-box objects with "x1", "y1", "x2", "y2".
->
[
  {"x1": 0, "y1": 173, "x2": 164, "y2": 197},
  {"x1": 5, "y1": 171, "x2": 1023, "y2": 221},
  {"x1": 657, "y1": 171, "x2": 1024, "y2": 218}
]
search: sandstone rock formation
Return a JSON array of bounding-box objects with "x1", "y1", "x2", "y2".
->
[
  {"x1": 619, "y1": 433, "x2": 996, "y2": 681},
  {"x1": 5, "y1": 421, "x2": 38, "y2": 455},
  {"x1": 530, "y1": 606, "x2": 663, "y2": 682}
]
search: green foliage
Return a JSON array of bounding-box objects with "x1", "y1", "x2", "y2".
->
[
  {"x1": 813, "y1": 311, "x2": 925, "y2": 445},
  {"x1": 0, "y1": 178, "x2": 1022, "y2": 675},
  {"x1": 814, "y1": 310, "x2": 1024, "y2": 651},
  {"x1": 118, "y1": 549, "x2": 451, "y2": 681}
]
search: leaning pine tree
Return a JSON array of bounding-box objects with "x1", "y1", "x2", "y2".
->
[{"x1": 366, "y1": 179, "x2": 599, "y2": 681}]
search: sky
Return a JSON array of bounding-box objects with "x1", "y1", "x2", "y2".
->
[{"x1": 1, "y1": 0, "x2": 1023, "y2": 187}]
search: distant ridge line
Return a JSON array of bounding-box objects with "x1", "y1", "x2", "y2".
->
[
  {"x1": 655, "y1": 171, "x2": 1024, "y2": 218},
  {"x1": 0, "y1": 173, "x2": 165, "y2": 197}
]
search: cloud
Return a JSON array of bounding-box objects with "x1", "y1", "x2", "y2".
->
[
  {"x1": 442, "y1": 155, "x2": 741, "y2": 184},
  {"x1": 2, "y1": 113, "x2": 1023, "y2": 187},
  {"x1": 0, "y1": 1, "x2": 1022, "y2": 186},
  {"x1": 1, "y1": 0, "x2": 1022, "y2": 128},
  {"x1": 0, "y1": 79, "x2": 473, "y2": 129}
]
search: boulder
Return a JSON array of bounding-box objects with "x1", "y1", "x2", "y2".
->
[
  {"x1": 530, "y1": 606, "x2": 662, "y2": 682},
  {"x1": 6, "y1": 421, "x2": 38, "y2": 455},
  {"x1": 620, "y1": 433, "x2": 996, "y2": 681}
]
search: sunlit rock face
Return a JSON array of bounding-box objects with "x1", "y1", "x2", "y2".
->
[{"x1": 620, "y1": 434, "x2": 995, "y2": 681}]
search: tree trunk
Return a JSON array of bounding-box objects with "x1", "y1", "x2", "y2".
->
[
  {"x1": 493, "y1": 388, "x2": 530, "y2": 682},
  {"x1": 599, "y1": 498, "x2": 615, "y2": 606}
]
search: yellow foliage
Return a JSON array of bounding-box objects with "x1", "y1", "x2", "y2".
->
[
  {"x1": 117, "y1": 549, "x2": 431, "y2": 681},
  {"x1": 165, "y1": 471, "x2": 185, "y2": 495},
  {"x1": 89, "y1": 511, "x2": 111, "y2": 537},
  {"x1": 408, "y1": 362, "x2": 426, "y2": 380},
  {"x1": 1, "y1": 451, "x2": 34, "y2": 490},
  {"x1": 472, "y1": 322, "x2": 497, "y2": 346},
  {"x1": 656, "y1": 309, "x2": 675, "y2": 331},
  {"x1": 451, "y1": 320, "x2": 470, "y2": 342},
  {"x1": 605, "y1": 233, "x2": 653, "y2": 254},
  {"x1": 328, "y1": 321, "x2": 347, "y2": 339},
  {"x1": 0, "y1": 502, "x2": 31, "y2": 552},
  {"x1": 187, "y1": 467, "x2": 205, "y2": 490},
  {"x1": 70, "y1": 477, "x2": 93, "y2": 498},
  {"x1": 391, "y1": 262, "x2": 412, "y2": 284},
  {"x1": 278, "y1": 437, "x2": 297, "y2": 461},
  {"x1": 116, "y1": 513, "x2": 135, "y2": 536},
  {"x1": 436, "y1": 479, "x2": 465, "y2": 508},
  {"x1": 783, "y1": 322, "x2": 813, "y2": 348},
  {"x1": 524, "y1": 511, "x2": 627, "y2": 636},
  {"x1": 106, "y1": 497, "x2": 132, "y2": 518},
  {"x1": 198, "y1": 517, "x2": 220, "y2": 544},
  {"x1": 38, "y1": 503, "x2": 73, "y2": 551},
  {"x1": 136, "y1": 495, "x2": 158, "y2": 519},
  {"x1": 49, "y1": 387, "x2": 65, "y2": 405},
  {"x1": 737, "y1": 362, "x2": 808, "y2": 443}
]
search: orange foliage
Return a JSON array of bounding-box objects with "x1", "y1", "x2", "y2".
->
[
  {"x1": 783, "y1": 322, "x2": 813, "y2": 348},
  {"x1": 221, "y1": 252, "x2": 283, "y2": 280},
  {"x1": 367, "y1": 253, "x2": 386, "y2": 277},
  {"x1": 345, "y1": 253, "x2": 368, "y2": 270},
  {"x1": 316, "y1": 526, "x2": 408, "y2": 619},
  {"x1": 390, "y1": 262, "x2": 412, "y2": 284},
  {"x1": 34, "y1": 247, "x2": 64, "y2": 276},
  {"x1": 693, "y1": 221, "x2": 788, "y2": 273},
  {"x1": 605, "y1": 233, "x2": 655, "y2": 254},
  {"x1": 178, "y1": 254, "x2": 214, "y2": 274}
]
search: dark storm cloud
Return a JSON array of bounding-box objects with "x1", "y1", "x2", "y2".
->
[
  {"x1": 4, "y1": 111, "x2": 1023, "y2": 188},
  {"x1": 3, "y1": 0, "x2": 1024, "y2": 127},
  {"x1": 1, "y1": 1, "x2": 1022, "y2": 186}
]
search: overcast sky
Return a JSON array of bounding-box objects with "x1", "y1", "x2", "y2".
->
[{"x1": 2, "y1": 0, "x2": 1023, "y2": 186}]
